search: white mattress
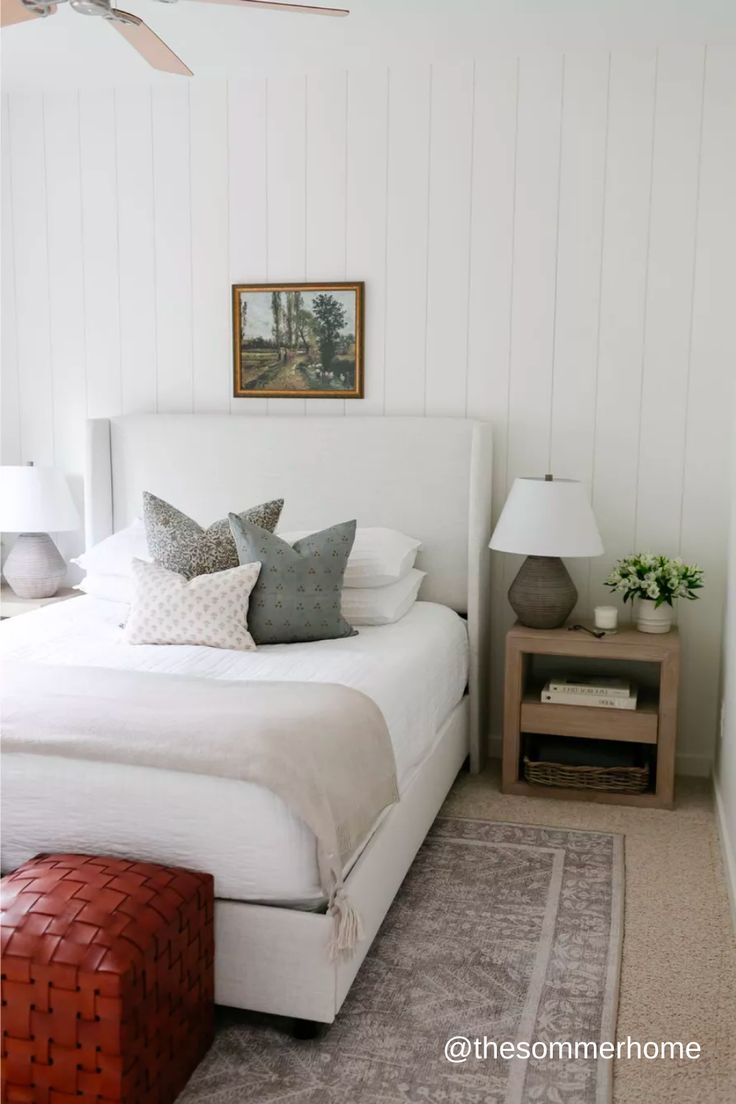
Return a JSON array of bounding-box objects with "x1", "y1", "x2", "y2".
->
[{"x1": 1, "y1": 597, "x2": 468, "y2": 906}]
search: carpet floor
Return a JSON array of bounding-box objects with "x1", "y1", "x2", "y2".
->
[
  {"x1": 180, "y1": 766, "x2": 735, "y2": 1104},
  {"x1": 444, "y1": 765, "x2": 736, "y2": 1104}
]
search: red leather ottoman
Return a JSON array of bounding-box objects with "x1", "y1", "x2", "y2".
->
[{"x1": 1, "y1": 853, "x2": 214, "y2": 1104}]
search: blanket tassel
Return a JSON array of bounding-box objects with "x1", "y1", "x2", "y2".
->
[{"x1": 328, "y1": 887, "x2": 364, "y2": 960}]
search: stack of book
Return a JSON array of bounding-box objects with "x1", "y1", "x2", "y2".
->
[{"x1": 541, "y1": 676, "x2": 637, "y2": 710}]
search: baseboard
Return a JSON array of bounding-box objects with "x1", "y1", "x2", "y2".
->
[
  {"x1": 488, "y1": 736, "x2": 712, "y2": 779},
  {"x1": 713, "y1": 780, "x2": 736, "y2": 935}
]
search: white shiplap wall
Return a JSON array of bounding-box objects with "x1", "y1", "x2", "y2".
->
[{"x1": 2, "y1": 46, "x2": 735, "y2": 772}]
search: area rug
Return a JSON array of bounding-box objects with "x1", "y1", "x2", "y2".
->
[{"x1": 179, "y1": 818, "x2": 624, "y2": 1104}]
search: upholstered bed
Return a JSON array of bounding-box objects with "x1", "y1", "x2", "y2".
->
[{"x1": 1, "y1": 414, "x2": 492, "y2": 1023}]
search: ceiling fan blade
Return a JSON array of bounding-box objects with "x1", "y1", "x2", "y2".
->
[
  {"x1": 1, "y1": 0, "x2": 55, "y2": 27},
  {"x1": 183, "y1": 0, "x2": 349, "y2": 15},
  {"x1": 110, "y1": 12, "x2": 192, "y2": 75}
]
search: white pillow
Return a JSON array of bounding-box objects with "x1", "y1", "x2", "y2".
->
[
  {"x1": 124, "y1": 558, "x2": 261, "y2": 650},
  {"x1": 75, "y1": 573, "x2": 133, "y2": 604},
  {"x1": 341, "y1": 569, "x2": 425, "y2": 626},
  {"x1": 280, "y1": 527, "x2": 421, "y2": 588},
  {"x1": 72, "y1": 520, "x2": 150, "y2": 577}
]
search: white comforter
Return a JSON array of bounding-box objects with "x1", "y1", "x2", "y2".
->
[{"x1": 1, "y1": 597, "x2": 468, "y2": 905}]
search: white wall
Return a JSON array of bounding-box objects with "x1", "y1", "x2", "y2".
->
[
  {"x1": 2, "y1": 45, "x2": 735, "y2": 771},
  {"x1": 715, "y1": 399, "x2": 736, "y2": 923}
]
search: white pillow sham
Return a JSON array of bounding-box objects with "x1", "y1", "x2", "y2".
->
[
  {"x1": 124, "y1": 558, "x2": 261, "y2": 650},
  {"x1": 341, "y1": 569, "x2": 425, "y2": 626},
  {"x1": 71, "y1": 519, "x2": 150, "y2": 577},
  {"x1": 280, "y1": 527, "x2": 421, "y2": 588},
  {"x1": 76, "y1": 573, "x2": 133, "y2": 604}
]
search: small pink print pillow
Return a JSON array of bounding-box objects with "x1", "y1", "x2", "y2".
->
[{"x1": 124, "y1": 558, "x2": 261, "y2": 651}]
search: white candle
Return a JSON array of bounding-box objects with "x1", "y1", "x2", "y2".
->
[{"x1": 594, "y1": 605, "x2": 618, "y2": 631}]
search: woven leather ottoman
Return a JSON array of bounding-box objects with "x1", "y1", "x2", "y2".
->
[{"x1": 1, "y1": 853, "x2": 214, "y2": 1104}]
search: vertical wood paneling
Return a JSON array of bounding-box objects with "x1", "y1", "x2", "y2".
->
[
  {"x1": 116, "y1": 88, "x2": 156, "y2": 415},
  {"x1": 506, "y1": 53, "x2": 564, "y2": 485},
  {"x1": 1, "y1": 56, "x2": 733, "y2": 772},
  {"x1": 678, "y1": 45, "x2": 736, "y2": 768},
  {"x1": 466, "y1": 57, "x2": 519, "y2": 744},
  {"x1": 43, "y1": 90, "x2": 86, "y2": 547},
  {"x1": 8, "y1": 94, "x2": 54, "y2": 465},
  {"x1": 549, "y1": 51, "x2": 610, "y2": 614},
  {"x1": 424, "y1": 62, "x2": 474, "y2": 417},
  {"x1": 151, "y1": 85, "x2": 192, "y2": 413},
  {"x1": 383, "y1": 65, "x2": 431, "y2": 414},
  {"x1": 1, "y1": 96, "x2": 21, "y2": 465},
  {"x1": 79, "y1": 90, "x2": 121, "y2": 421},
  {"x1": 228, "y1": 77, "x2": 269, "y2": 414},
  {"x1": 466, "y1": 57, "x2": 518, "y2": 432},
  {"x1": 635, "y1": 46, "x2": 705, "y2": 554},
  {"x1": 305, "y1": 70, "x2": 348, "y2": 414},
  {"x1": 265, "y1": 74, "x2": 308, "y2": 414},
  {"x1": 590, "y1": 50, "x2": 657, "y2": 609},
  {"x1": 190, "y1": 80, "x2": 229, "y2": 414},
  {"x1": 345, "y1": 68, "x2": 389, "y2": 416}
]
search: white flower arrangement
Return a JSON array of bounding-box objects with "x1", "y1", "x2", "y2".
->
[{"x1": 604, "y1": 553, "x2": 704, "y2": 608}]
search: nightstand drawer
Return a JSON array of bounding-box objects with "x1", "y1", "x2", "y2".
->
[{"x1": 520, "y1": 695, "x2": 658, "y2": 745}]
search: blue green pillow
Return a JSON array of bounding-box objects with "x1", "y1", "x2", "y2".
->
[{"x1": 228, "y1": 515, "x2": 358, "y2": 645}]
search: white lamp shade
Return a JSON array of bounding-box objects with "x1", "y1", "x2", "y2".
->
[
  {"x1": 490, "y1": 477, "x2": 603, "y2": 558},
  {"x1": 0, "y1": 466, "x2": 80, "y2": 533}
]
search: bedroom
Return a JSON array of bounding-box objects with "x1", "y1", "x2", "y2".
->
[{"x1": 0, "y1": 1, "x2": 734, "y2": 1102}]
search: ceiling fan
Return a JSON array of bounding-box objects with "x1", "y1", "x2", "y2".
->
[{"x1": 0, "y1": 0, "x2": 349, "y2": 76}]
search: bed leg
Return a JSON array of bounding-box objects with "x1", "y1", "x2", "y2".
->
[{"x1": 291, "y1": 1017, "x2": 329, "y2": 1040}]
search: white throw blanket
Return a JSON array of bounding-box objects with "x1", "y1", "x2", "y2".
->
[{"x1": 1, "y1": 659, "x2": 399, "y2": 956}]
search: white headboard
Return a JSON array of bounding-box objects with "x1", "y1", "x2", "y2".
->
[{"x1": 86, "y1": 415, "x2": 492, "y2": 768}]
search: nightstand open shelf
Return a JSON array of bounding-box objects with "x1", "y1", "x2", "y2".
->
[
  {"x1": 503, "y1": 623, "x2": 680, "y2": 809},
  {"x1": 520, "y1": 686, "x2": 659, "y2": 744}
]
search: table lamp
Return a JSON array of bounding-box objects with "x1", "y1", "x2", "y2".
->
[
  {"x1": 0, "y1": 464, "x2": 80, "y2": 598},
  {"x1": 489, "y1": 475, "x2": 603, "y2": 629}
]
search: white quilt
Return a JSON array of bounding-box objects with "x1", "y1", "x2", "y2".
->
[{"x1": 1, "y1": 598, "x2": 468, "y2": 905}]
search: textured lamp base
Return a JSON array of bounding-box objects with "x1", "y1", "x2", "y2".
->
[
  {"x1": 508, "y1": 555, "x2": 577, "y2": 629},
  {"x1": 3, "y1": 532, "x2": 66, "y2": 598}
]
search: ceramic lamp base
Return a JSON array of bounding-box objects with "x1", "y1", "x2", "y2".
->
[
  {"x1": 508, "y1": 555, "x2": 577, "y2": 629},
  {"x1": 3, "y1": 533, "x2": 66, "y2": 598}
]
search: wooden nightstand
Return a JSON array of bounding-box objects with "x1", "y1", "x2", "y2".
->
[
  {"x1": 502, "y1": 623, "x2": 680, "y2": 809},
  {"x1": 0, "y1": 584, "x2": 79, "y2": 620}
]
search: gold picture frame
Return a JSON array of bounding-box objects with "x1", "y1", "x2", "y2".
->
[{"x1": 232, "y1": 282, "x2": 364, "y2": 399}]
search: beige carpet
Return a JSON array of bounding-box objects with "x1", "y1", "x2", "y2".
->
[{"x1": 444, "y1": 766, "x2": 736, "y2": 1104}]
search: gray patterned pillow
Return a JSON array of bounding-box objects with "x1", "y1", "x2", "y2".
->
[
  {"x1": 229, "y1": 515, "x2": 358, "y2": 645},
  {"x1": 143, "y1": 492, "x2": 283, "y2": 579}
]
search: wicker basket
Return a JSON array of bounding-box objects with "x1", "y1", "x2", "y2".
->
[{"x1": 523, "y1": 756, "x2": 650, "y2": 794}]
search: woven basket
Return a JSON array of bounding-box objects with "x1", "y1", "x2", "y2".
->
[{"x1": 523, "y1": 756, "x2": 650, "y2": 794}]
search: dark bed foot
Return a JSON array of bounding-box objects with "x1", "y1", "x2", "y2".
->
[{"x1": 291, "y1": 1017, "x2": 329, "y2": 1040}]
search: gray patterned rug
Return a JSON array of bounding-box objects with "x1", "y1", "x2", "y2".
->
[{"x1": 180, "y1": 818, "x2": 624, "y2": 1104}]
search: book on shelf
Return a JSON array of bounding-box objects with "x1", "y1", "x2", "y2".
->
[
  {"x1": 546, "y1": 675, "x2": 633, "y2": 699},
  {"x1": 541, "y1": 682, "x2": 638, "y2": 710}
]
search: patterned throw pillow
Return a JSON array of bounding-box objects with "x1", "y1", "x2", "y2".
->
[
  {"x1": 143, "y1": 492, "x2": 283, "y2": 579},
  {"x1": 124, "y1": 558, "x2": 262, "y2": 650},
  {"x1": 228, "y1": 515, "x2": 358, "y2": 645}
]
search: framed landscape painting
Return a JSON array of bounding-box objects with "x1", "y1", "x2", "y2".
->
[{"x1": 232, "y1": 282, "x2": 364, "y2": 399}]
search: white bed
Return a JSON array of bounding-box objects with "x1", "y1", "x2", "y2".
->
[
  {"x1": 1, "y1": 596, "x2": 469, "y2": 904},
  {"x1": 2, "y1": 414, "x2": 492, "y2": 1023}
]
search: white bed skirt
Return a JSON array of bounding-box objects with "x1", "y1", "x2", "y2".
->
[{"x1": 214, "y1": 696, "x2": 469, "y2": 1022}]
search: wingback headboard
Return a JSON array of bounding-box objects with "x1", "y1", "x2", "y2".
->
[{"x1": 86, "y1": 414, "x2": 492, "y2": 768}]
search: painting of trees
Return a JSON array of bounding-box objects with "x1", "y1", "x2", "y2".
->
[{"x1": 233, "y1": 282, "x2": 364, "y2": 399}]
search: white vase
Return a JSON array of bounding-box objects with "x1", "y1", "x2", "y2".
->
[{"x1": 635, "y1": 598, "x2": 673, "y2": 634}]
